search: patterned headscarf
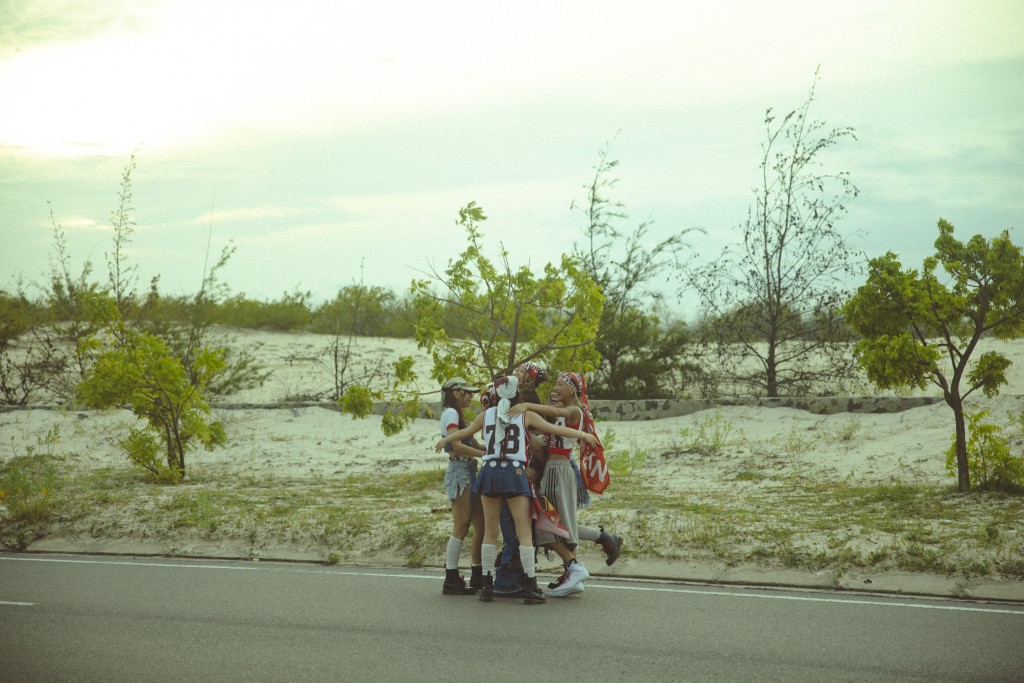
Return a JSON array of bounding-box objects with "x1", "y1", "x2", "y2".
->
[
  {"x1": 492, "y1": 375, "x2": 519, "y2": 457},
  {"x1": 557, "y1": 371, "x2": 608, "y2": 494},
  {"x1": 517, "y1": 361, "x2": 549, "y2": 385},
  {"x1": 479, "y1": 383, "x2": 497, "y2": 409}
]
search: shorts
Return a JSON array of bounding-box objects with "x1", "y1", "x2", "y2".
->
[
  {"x1": 534, "y1": 459, "x2": 579, "y2": 548},
  {"x1": 473, "y1": 459, "x2": 532, "y2": 498},
  {"x1": 445, "y1": 459, "x2": 477, "y2": 501}
]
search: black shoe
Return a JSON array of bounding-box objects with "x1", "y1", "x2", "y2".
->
[
  {"x1": 442, "y1": 569, "x2": 474, "y2": 596},
  {"x1": 479, "y1": 574, "x2": 494, "y2": 603},
  {"x1": 523, "y1": 576, "x2": 546, "y2": 606},
  {"x1": 469, "y1": 565, "x2": 483, "y2": 591},
  {"x1": 598, "y1": 525, "x2": 623, "y2": 566}
]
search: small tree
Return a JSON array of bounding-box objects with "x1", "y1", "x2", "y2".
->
[
  {"x1": 77, "y1": 295, "x2": 226, "y2": 482},
  {"x1": 683, "y1": 70, "x2": 860, "y2": 397},
  {"x1": 343, "y1": 202, "x2": 603, "y2": 434},
  {"x1": 413, "y1": 201, "x2": 603, "y2": 382},
  {"x1": 843, "y1": 220, "x2": 1024, "y2": 491}
]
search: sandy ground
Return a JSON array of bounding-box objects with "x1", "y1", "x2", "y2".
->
[{"x1": 2, "y1": 329, "x2": 1023, "y2": 600}]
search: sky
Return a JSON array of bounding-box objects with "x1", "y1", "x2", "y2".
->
[{"x1": 1, "y1": 0, "x2": 1022, "y2": 320}]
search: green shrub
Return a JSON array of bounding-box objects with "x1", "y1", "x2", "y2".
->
[
  {"x1": 945, "y1": 410, "x2": 1024, "y2": 492},
  {"x1": 0, "y1": 462, "x2": 60, "y2": 522},
  {"x1": 680, "y1": 410, "x2": 734, "y2": 455}
]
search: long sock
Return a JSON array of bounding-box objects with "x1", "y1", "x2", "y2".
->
[
  {"x1": 481, "y1": 544, "x2": 496, "y2": 575},
  {"x1": 519, "y1": 545, "x2": 536, "y2": 578},
  {"x1": 445, "y1": 536, "x2": 463, "y2": 570},
  {"x1": 578, "y1": 525, "x2": 600, "y2": 542}
]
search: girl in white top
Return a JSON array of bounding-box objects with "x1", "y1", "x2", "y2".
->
[
  {"x1": 439, "y1": 378, "x2": 485, "y2": 595},
  {"x1": 436, "y1": 375, "x2": 599, "y2": 605}
]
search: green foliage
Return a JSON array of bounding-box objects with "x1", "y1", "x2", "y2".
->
[
  {"x1": 412, "y1": 201, "x2": 603, "y2": 384},
  {"x1": 680, "y1": 410, "x2": 735, "y2": 455},
  {"x1": 216, "y1": 289, "x2": 313, "y2": 331},
  {"x1": 945, "y1": 410, "x2": 1024, "y2": 492},
  {"x1": 311, "y1": 283, "x2": 415, "y2": 337},
  {"x1": 77, "y1": 303, "x2": 227, "y2": 482},
  {"x1": 844, "y1": 220, "x2": 1024, "y2": 490},
  {"x1": 606, "y1": 438, "x2": 647, "y2": 481},
  {"x1": 684, "y1": 71, "x2": 860, "y2": 397},
  {"x1": 0, "y1": 460, "x2": 60, "y2": 523},
  {"x1": 346, "y1": 201, "x2": 604, "y2": 434}
]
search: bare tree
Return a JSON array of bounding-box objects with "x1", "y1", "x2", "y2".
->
[
  {"x1": 573, "y1": 137, "x2": 701, "y2": 398},
  {"x1": 684, "y1": 70, "x2": 861, "y2": 397}
]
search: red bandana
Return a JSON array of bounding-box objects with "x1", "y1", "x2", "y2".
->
[{"x1": 556, "y1": 372, "x2": 609, "y2": 494}]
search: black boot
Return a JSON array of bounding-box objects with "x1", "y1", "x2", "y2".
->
[
  {"x1": 597, "y1": 525, "x2": 624, "y2": 566},
  {"x1": 442, "y1": 568, "x2": 473, "y2": 596},
  {"x1": 479, "y1": 573, "x2": 494, "y2": 602},
  {"x1": 523, "y1": 576, "x2": 546, "y2": 606},
  {"x1": 469, "y1": 564, "x2": 483, "y2": 592}
]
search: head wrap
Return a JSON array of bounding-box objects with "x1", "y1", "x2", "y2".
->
[
  {"x1": 516, "y1": 361, "x2": 549, "y2": 385},
  {"x1": 487, "y1": 375, "x2": 519, "y2": 457},
  {"x1": 556, "y1": 371, "x2": 608, "y2": 494},
  {"x1": 479, "y1": 383, "x2": 497, "y2": 409}
]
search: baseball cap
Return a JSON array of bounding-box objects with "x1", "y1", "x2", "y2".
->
[{"x1": 442, "y1": 377, "x2": 479, "y2": 392}]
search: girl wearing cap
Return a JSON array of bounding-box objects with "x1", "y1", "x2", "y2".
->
[
  {"x1": 509, "y1": 371, "x2": 610, "y2": 596},
  {"x1": 439, "y1": 377, "x2": 485, "y2": 596},
  {"x1": 435, "y1": 375, "x2": 599, "y2": 605}
]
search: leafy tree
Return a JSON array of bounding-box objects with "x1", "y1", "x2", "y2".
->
[
  {"x1": 343, "y1": 202, "x2": 603, "y2": 434},
  {"x1": 413, "y1": 202, "x2": 603, "y2": 382},
  {"x1": 843, "y1": 220, "x2": 1024, "y2": 491},
  {"x1": 683, "y1": 71, "x2": 860, "y2": 397},
  {"x1": 573, "y1": 139, "x2": 700, "y2": 398},
  {"x1": 77, "y1": 295, "x2": 226, "y2": 482}
]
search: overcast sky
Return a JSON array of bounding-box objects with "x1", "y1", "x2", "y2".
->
[{"x1": 2, "y1": 0, "x2": 1022, "y2": 319}]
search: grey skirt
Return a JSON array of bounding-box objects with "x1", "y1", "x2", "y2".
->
[{"x1": 534, "y1": 459, "x2": 579, "y2": 548}]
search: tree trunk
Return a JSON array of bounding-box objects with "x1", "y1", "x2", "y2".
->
[
  {"x1": 951, "y1": 399, "x2": 971, "y2": 492},
  {"x1": 766, "y1": 343, "x2": 778, "y2": 397}
]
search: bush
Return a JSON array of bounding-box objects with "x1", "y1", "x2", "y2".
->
[
  {"x1": 0, "y1": 461, "x2": 60, "y2": 523},
  {"x1": 945, "y1": 410, "x2": 1024, "y2": 492}
]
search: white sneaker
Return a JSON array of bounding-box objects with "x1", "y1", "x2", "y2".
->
[{"x1": 546, "y1": 561, "x2": 590, "y2": 597}]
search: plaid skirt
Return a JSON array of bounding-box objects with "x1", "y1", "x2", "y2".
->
[{"x1": 473, "y1": 459, "x2": 532, "y2": 498}]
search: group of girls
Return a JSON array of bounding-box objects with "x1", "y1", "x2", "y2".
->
[{"x1": 434, "y1": 363, "x2": 622, "y2": 605}]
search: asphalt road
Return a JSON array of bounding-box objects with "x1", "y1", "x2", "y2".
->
[{"x1": 1, "y1": 553, "x2": 1022, "y2": 682}]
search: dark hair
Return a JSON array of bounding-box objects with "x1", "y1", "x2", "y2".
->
[{"x1": 442, "y1": 388, "x2": 467, "y2": 429}]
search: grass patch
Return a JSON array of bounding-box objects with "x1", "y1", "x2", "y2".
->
[{"x1": 4, "y1": 449, "x2": 1022, "y2": 579}]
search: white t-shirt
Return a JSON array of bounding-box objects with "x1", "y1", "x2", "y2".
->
[{"x1": 440, "y1": 406, "x2": 473, "y2": 462}]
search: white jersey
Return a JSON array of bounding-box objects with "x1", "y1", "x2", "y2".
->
[
  {"x1": 481, "y1": 408, "x2": 528, "y2": 464},
  {"x1": 546, "y1": 409, "x2": 582, "y2": 457}
]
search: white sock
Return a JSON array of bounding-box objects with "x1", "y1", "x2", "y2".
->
[
  {"x1": 481, "y1": 544, "x2": 496, "y2": 575},
  {"x1": 445, "y1": 536, "x2": 463, "y2": 570},
  {"x1": 519, "y1": 545, "x2": 536, "y2": 578},
  {"x1": 578, "y1": 526, "x2": 600, "y2": 542}
]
